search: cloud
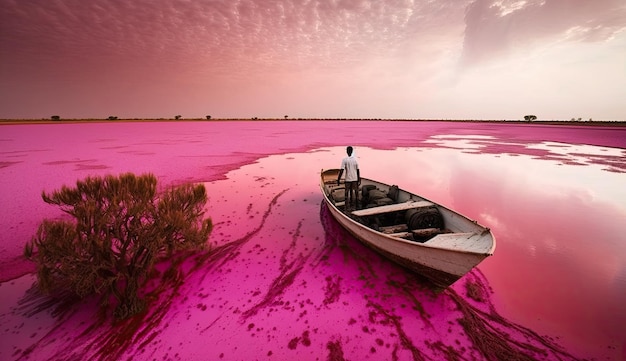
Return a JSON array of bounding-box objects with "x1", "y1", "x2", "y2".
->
[
  {"x1": 460, "y1": 0, "x2": 626, "y2": 66},
  {"x1": 1, "y1": 0, "x2": 624, "y2": 119},
  {"x1": 0, "y1": 0, "x2": 465, "y2": 76}
]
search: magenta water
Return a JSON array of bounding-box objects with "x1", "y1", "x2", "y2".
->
[{"x1": 0, "y1": 121, "x2": 624, "y2": 360}]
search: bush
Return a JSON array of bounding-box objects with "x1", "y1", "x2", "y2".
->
[{"x1": 24, "y1": 173, "x2": 212, "y2": 319}]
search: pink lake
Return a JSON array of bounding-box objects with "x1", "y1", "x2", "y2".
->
[{"x1": 0, "y1": 121, "x2": 625, "y2": 360}]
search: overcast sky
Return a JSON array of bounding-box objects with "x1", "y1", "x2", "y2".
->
[{"x1": 1, "y1": 0, "x2": 625, "y2": 120}]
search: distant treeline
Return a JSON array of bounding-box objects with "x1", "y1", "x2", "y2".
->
[{"x1": 1, "y1": 118, "x2": 624, "y2": 126}]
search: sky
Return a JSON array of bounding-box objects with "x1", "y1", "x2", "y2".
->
[{"x1": 1, "y1": 0, "x2": 625, "y2": 121}]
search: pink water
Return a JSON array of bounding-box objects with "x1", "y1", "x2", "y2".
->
[{"x1": 1, "y1": 121, "x2": 624, "y2": 360}]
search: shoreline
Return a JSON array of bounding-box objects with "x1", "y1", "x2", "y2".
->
[{"x1": 1, "y1": 118, "x2": 625, "y2": 127}]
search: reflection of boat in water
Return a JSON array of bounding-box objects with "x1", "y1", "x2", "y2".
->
[{"x1": 320, "y1": 169, "x2": 496, "y2": 289}]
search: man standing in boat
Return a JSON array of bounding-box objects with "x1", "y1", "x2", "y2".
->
[{"x1": 337, "y1": 146, "x2": 360, "y2": 209}]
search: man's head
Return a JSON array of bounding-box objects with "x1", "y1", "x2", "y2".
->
[{"x1": 346, "y1": 146, "x2": 353, "y2": 156}]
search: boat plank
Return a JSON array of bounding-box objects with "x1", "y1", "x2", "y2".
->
[
  {"x1": 379, "y1": 224, "x2": 409, "y2": 234},
  {"x1": 411, "y1": 228, "x2": 444, "y2": 238},
  {"x1": 388, "y1": 232, "x2": 412, "y2": 238},
  {"x1": 351, "y1": 200, "x2": 434, "y2": 217},
  {"x1": 426, "y1": 233, "x2": 476, "y2": 250}
]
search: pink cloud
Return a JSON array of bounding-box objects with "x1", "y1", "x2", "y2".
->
[
  {"x1": 461, "y1": 0, "x2": 626, "y2": 66},
  {"x1": 0, "y1": 0, "x2": 624, "y2": 119}
]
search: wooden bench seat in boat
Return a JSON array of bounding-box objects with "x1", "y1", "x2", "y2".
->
[{"x1": 351, "y1": 200, "x2": 434, "y2": 217}]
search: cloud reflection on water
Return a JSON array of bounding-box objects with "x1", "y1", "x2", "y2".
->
[
  {"x1": 425, "y1": 134, "x2": 626, "y2": 173},
  {"x1": 322, "y1": 142, "x2": 626, "y2": 359}
]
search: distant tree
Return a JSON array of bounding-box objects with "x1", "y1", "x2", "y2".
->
[
  {"x1": 523, "y1": 115, "x2": 537, "y2": 121},
  {"x1": 206, "y1": 115, "x2": 211, "y2": 120},
  {"x1": 175, "y1": 115, "x2": 182, "y2": 120},
  {"x1": 51, "y1": 115, "x2": 61, "y2": 121},
  {"x1": 24, "y1": 173, "x2": 213, "y2": 319},
  {"x1": 284, "y1": 115, "x2": 288, "y2": 119},
  {"x1": 108, "y1": 116, "x2": 118, "y2": 120}
]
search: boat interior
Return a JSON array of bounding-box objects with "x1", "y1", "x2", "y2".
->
[{"x1": 321, "y1": 169, "x2": 453, "y2": 243}]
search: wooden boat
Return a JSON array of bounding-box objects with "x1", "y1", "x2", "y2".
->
[{"x1": 320, "y1": 169, "x2": 495, "y2": 289}]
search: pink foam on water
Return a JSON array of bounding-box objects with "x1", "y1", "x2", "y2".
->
[{"x1": 1, "y1": 121, "x2": 625, "y2": 360}]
